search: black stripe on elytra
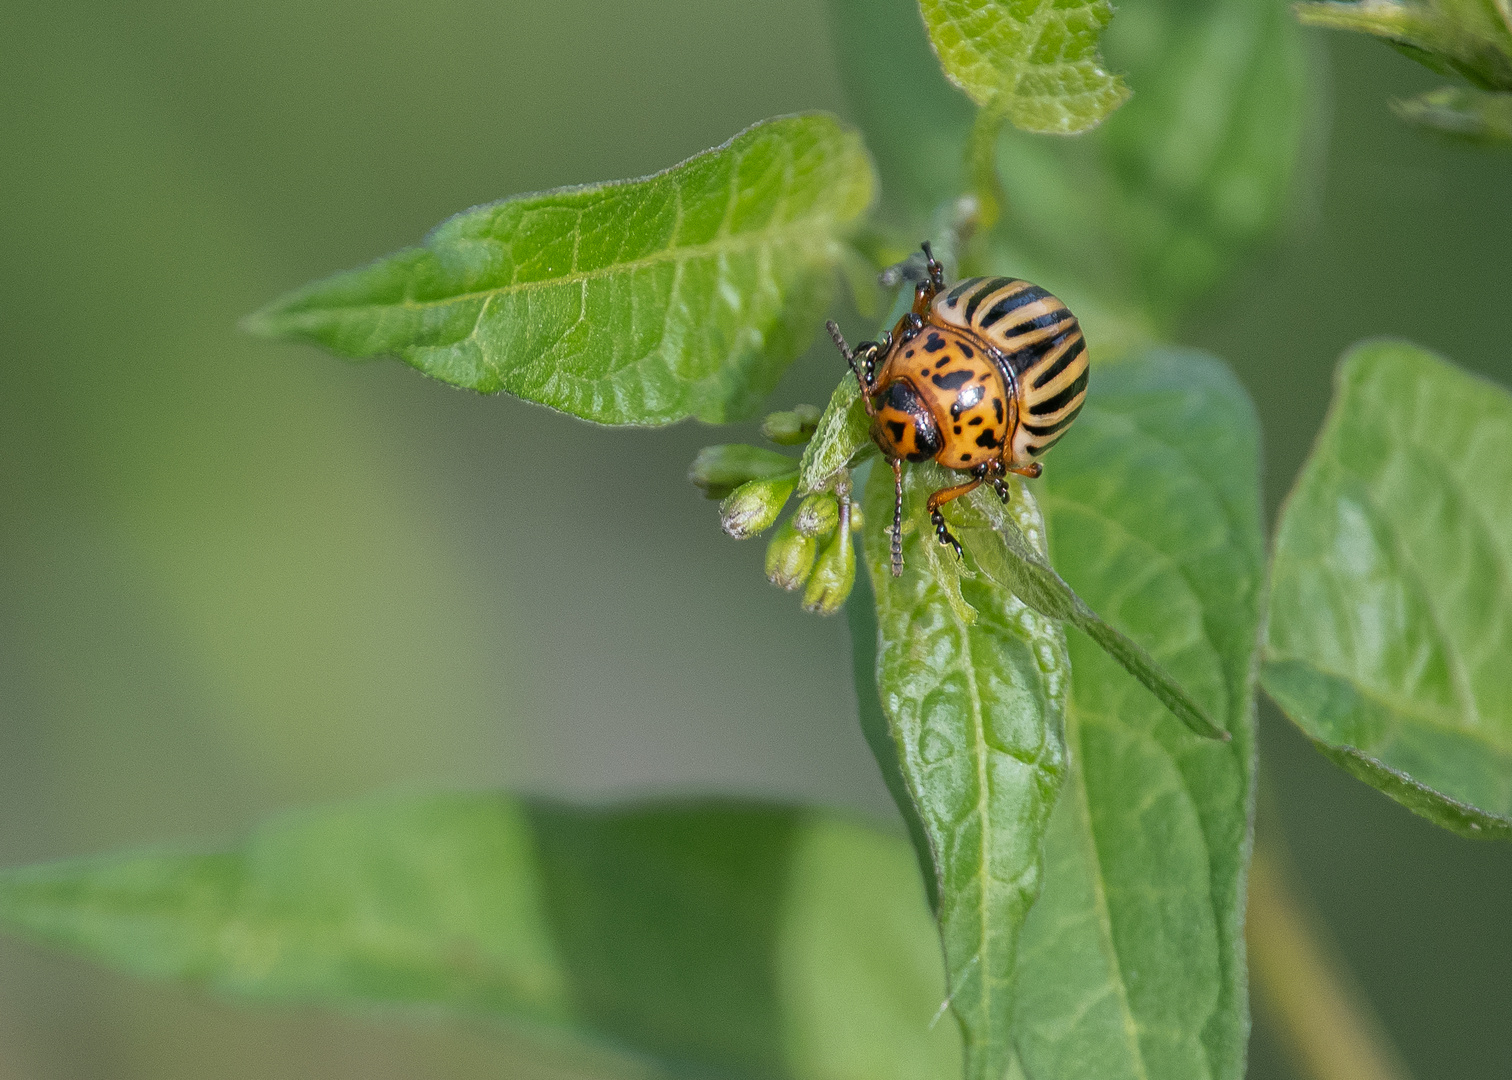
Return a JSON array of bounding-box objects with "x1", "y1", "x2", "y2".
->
[
  {"x1": 1002, "y1": 326, "x2": 1074, "y2": 379},
  {"x1": 1023, "y1": 409, "x2": 1081, "y2": 437},
  {"x1": 1029, "y1": 368, "x2": 1089, "y2": 416},
  {"x1": 1027, "y1": 403, "x2": 1084, "y2": 453},
  {"x1": 943, "y1": 277, "x2": 982, "y2": 308},
  {"x1": 977, "y1": 284, "x2": 1047, "y2": 329},
  {"x1": 1030, "y1": 336, "x2": 1086, "y2": 390},
  {"x1": 932, "y1": 369, "x2": 973, "y2": 391},
  {"x1": 997, "y1": 306, "x2": 1070, "y2": 343},
  {"x1": 963, "y1": 277, "x2": 1015, "y2": 323}
]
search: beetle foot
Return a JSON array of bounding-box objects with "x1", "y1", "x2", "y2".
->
[
  {"x1": 992, "y1": 477, "x2": 1011, "y2": 503},
  {"x1": 931, "y1": 509, "x2": 963, "y2": 560}
]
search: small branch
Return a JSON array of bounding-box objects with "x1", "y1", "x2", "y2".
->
[{"x1": 1247, "y1": 841, "x2": 1415, "y2": 1080}]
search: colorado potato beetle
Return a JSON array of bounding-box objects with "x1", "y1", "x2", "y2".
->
[{"x1": 827, "y1": 243, "x2": 1088, "y2": 576}]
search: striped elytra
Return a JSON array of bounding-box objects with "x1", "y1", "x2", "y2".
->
[
  {"x1": 829, "y1": 244, "x2": 1089, "y2": 575},
  {"x1": 933, "y1": 276, "x2": 1089, "y2": 462}
]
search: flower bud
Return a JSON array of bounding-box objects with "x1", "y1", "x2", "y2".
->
[
  {"x1": 720, "y1": 475, "x2": 797, "y2": 539},
  {"x1": 760, "y1": 403, "x2": 823, "y2": 446},
  {"x1": 792, "y1": 493, "x2": 840, "y2": 538},
  {"x1": 802, "y1": 519, "x2": 856, "y2": 615},
  {"x1": 848, "y1": 501, "x2": 865, "y2": 531},
  {"x1": 688, "y1": 444, "x2": 797, "y2": 499},
  {"x1": 765, "y1": 516, "x2": 817, "y2": 591}
]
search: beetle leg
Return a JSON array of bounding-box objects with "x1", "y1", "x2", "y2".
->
[
  {"x1": 926, "y1": 478, "x2": 983, "y2": 560},
  {"x1": 890, "y1": 458, "x2": 905, "y2": 578},
  {"x1": 1009, "y1": 461, "x2": 1043, "y2": 479}
]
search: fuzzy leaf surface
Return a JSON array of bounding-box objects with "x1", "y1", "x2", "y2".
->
[
  {"x1": 859, "y1": 463, "x2": 1069, "y2": 1080},
  {"x1": 0, "y1": 795, "x2": 961, "y2": 1080},
  {"x1": 1264, "y1": 341, "x2": 1512, "y2": 839},
  {"x1": 918, "y1": 0, "x2": 1130, "y2": 134},
  {"x1": 247, "y1": 115, "x2": 875, "y2": 426},
  {"x1": 1010, "y1": 347, "x2": 1263, "y2": 1080}
]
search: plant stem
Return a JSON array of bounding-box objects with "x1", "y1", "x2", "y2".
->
[{"x1": 1247, "y1": 843, "x2": 1415, "y2": 1080}]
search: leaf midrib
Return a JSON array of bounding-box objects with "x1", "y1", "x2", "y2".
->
[
  {"x1": 932, "y1": 570, "x2": 998, "y2": 1046},
  {"x1": 335, "y1": 221, "x2": 844, "y2": 318}
]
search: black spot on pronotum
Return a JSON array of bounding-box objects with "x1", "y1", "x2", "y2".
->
[
  {"x1": 905, "y1": 349, "x2": 915, "y2": 358},
  {"x1": 992, "y1": 397, "x2": 1004, "y2": 423},
  {"x1": 975, "y1": 430, "x2": 1001, "y2": 448},
  {"x1": 960, "y1": 453, "x2": 971, "y2": 462},
  {"x1": 968, "y1": 416, "x2": 983, "y2": 426},
  {"x1": 886, "y1": 420, "x2": 908, "y2": 444},
  {"x1": 954, "y1": 425, "x2": 962, "y2": 434},
  {"x1": 935, "y1": 357, "x2": 951, "y2": 369},
  {"x1": 923, "y1": 332, "x2": 948, "y2": 353},
  {"x1": 931, "y1": 369, "x2": 972, "y2": 391},
  {"x1": 959, "y1": 342, "x2": 974, "y2": 358}
]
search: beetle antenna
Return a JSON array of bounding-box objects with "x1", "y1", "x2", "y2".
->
[
  {"x1": 891, "y1": 458, "x2": 905, "y2": 577},
  {"x1": 827, "y1": 321, "x2": 876, "y2": 414}
]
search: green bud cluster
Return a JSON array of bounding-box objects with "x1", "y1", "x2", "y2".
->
[{"x1": 690, "y1": 403, "x2": 861, "y2": 614}]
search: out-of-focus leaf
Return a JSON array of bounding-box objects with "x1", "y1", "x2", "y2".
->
[
  {"x1": 1263, "y1": 340, "x2": 1512, "y2": 839},
  {"x1": 859, "y1": 461, "x2": 1069, "y2": 1080},
  {"x1": 246, "y1": 115, "x2": 875, "y2": 426},
  {"x1": 1011, "y1": 347, "x2": 1264, "y2": 1080},
  {"x1": 918, "y1": 0, "x2": 1131, "y2": 134},
  {"x1": 0, "y1": 795, "x2": 962, "y2": 1080},
  {"x1": 996, "y1": 0, "x2": 1314, "y2": 327},
  {"x1": 824, "y1": 0, "x2": 982, "y2": 222},
  {"x1": 1393, "y1": 84, "x2": 1512, "y2": 141},
  {"x1": 1295, "y1": 0, "x2": 1512, "y2": 90}
]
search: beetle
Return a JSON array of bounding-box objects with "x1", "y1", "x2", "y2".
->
[{"x1": 827, "y1": 243, "x2": 1088, "y2": 577}]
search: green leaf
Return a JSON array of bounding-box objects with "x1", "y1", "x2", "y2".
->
[
  {"x1": 246, "y1": 114, "x2": 876, "y2": 426},
  {"x1": 1013, "y1": 347, "x2": 1264, "y2": 1080},
  {"x1": 0, "y1": 794, "x2": 962, "y2": 1080},
  {"x1": 1263, "y1": 340, "x2": 1512, "y2": 839},
  {"x1": 859, "y1": 461, "x2": 1069, "y2": 1080},
  {"x1": 1393, "y1": 85, "x2": 1512, "y2": 142},
  {"x1": 945, "y1": 488, "x2": 1227, "y2": 741},
  {"x1": 994, "y1": 0, "x2": 1315, "y2": 327},
  {"x1": 1295, "y1": 1, "x2": 1512, "y2": 90},
  {"x1": 798, "y1": 376, "x2": 874, "y2": 494},
  {"x1": 918, "y1": 0, "x2": 1131, "y2": 135}
]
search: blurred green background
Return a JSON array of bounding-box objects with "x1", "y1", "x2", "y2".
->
[{"x1": 0, "y1": 0, "x2": 1508, "y2": 1077}]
